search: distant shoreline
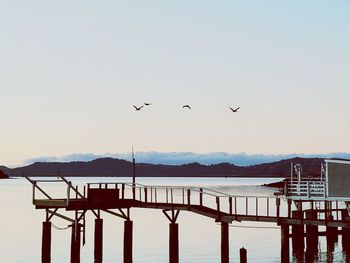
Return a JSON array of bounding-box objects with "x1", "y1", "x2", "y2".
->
[{"x1": 9, "y1": 175, "x2": 285, "y2": 178}]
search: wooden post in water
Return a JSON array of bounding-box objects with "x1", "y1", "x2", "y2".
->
[
  {"x1": 94, "y1": 218, "x2": 103, "y2": 263},
  {"x1": 239, "y1": 247, "x2": 247, "y2": 263},
  {"x1": 342, "y1": 210, "x2": 350, "y2": 252},
  {"x1": 326, "y1": 214, "x2": 338, "y2": 245},
  {"x1": 124, "y1": 220, "x2": 133, "y2": 263},
  {"x1": 291, "y1": 210, "x2": 304, "y2": 257},
  {"x1": 71, "y1": 222, "x2": 81, "y2": 263},
  {"x1": 280, "y1": 224, "x2": 289, "y2": 263},
  {"x1": 42, "y1": 221, "x2": 51, "y2": 263},
  {"x1": 221, "y1": 222, "x2": 229, "y2": 263},
  {"x1": 169, "y1": 223, "x2": 179, "y2": 263},
  {"x1": 305, "y1": 210, "x2": 318, "y2": 261}
]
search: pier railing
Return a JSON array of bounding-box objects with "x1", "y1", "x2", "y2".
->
[
  {"x1": 27, "y1": 177, "x2": 348, "y2": 224},
  {"x1": 87, "y1": 182, "x2": 283, "y2": 219},
  {"x1": 287, "y1": 180, "x2": 327, "y2": 198}
]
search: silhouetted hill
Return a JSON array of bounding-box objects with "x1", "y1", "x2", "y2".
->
[
  {"x1": 0, "y1": 168, "x2": 9, "y2": 178},
  {"x1": 3, "y1": 157, "x2": 324, "y2": 178}
]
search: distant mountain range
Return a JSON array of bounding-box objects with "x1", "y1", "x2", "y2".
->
[
  {"x1": 22, "y1": 152, "x2": 350, "y2": 166},
  {"x1": 0, "y1": 157, "x2": 325, "y2": 178}
]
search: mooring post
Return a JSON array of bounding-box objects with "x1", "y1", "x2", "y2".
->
[
  {"x1": 221, "y1": 222, "x2": 229, "y2": 263},
  {"x1": 71, "y1": 222, "x2": 81, "y2": 263},
  {"x1": 169, "y1": 222, "x2": 179, "y2": 263},
  {"x1": 42, "y1": 221, "x2": 52, "y2": 263},
  {"x1": 240, "y1": 247, "x2": 247, "y2": 263},
  {"x1": 280, "y1": 224, "x2": 289, "y2": 263},
  {"x1": 94, "y1": 218, "x2": 103, "y2": 263},
  {"x1": 342, "y1": 210, "x2": 350, "y2": 251},
  {"x1": 124, "y1": 220, "x2": 133, "y2": 263},
  {"x1": 291, "y1": 210, "x2": 304, "y2": 257}
]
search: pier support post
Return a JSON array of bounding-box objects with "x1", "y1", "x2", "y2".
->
[
  {"x1": 94, "y1": 218, "x2": 103, "y2": 263},
  {"x1": 124, "y1": 220, "x2": 133, "y2": 263},
  {"x1": 281, "y1": 224, "x2": 289, "y2": 263},
  {"x1": 240, "y1": 247, "x2": 247, "y2": 263},
  {"x1": 42, "y1": 221, "x2": 51, "y2": 263},
  {"x1": 326, "y1": 215, "x2": 338, "y2": 243},
  {"x1": 221, "y1": 222, "x2": 229, "y2": 263},
  {"x1": 342, "y1": 210, "x2": 350, "y2": 251},
  {"x1": 169, "y1": 223, "x2": 179, "y2": 263},
  {"x1": 291, "y1": 210, "x2": 304, "y2": 258},
  {"x1": 71, "y1": 222, "x2": 81, "y2": 263},
  {"x1": 305, "y1": 210, "x2": 318, "y2": 262},
  {"x1": 305, "y1": 210, "x2": 318, "y2": 251},
  {"x1": 326, "y1": 214, "x2": 337, "y2": 254}
]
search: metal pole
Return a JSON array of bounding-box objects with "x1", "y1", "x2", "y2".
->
[{"x1": 132, "y1": 147, "x2": 136, "y2": 199}]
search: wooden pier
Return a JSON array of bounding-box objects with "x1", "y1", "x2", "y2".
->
[{"x1": 26, "y1": 176, "x2": 350, "y2": 263}]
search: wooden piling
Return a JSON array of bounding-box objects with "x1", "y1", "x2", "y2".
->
[
  {"x1": 71, "y1": 222, "x2": 81, "y2": 263},
  {"x1": 169, "y1": 223, "x2": 179, "y2": 263},
  {"x1": 326, "y1": 214, "x2": 338, "y2": 243},
  {"x1": 305, "y1": 210, "x2": 318, "y2": 262},
  {"x1": 94, "y1": 218, "x2": 103, "y2": 263},
  {"x1": 342, "y1": 210, "x2": 350, "y2": 251},
  {"x1": 221, "y1": 222, "x2": 229, "y2": 263},
  {"x1": 280, "y1": 224, "x2": 289, "y2": 263},
  {"x1": 240, "y1": 247, "x2": 247, "y2": 263},
  {"x1": 291, "y1": 210, "x2": 304, "y2": 256},
  {"x1": 42, "y1": 221, "x2": 51, "y2": 263},
  {"x1": 124, "y1": 220, "x2": 133, "y2": 263},
  {"x1": 305, "y1": 210, "x2": 318, "y2": 252}
]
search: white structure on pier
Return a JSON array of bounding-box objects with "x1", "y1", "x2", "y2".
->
[{"x1": 286, "y1": 159, "x2": 350, "y2": 201}]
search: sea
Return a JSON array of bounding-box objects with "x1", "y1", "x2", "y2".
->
[{"x1": 0, "y1": 177, "x2": 348, "y2": 262}]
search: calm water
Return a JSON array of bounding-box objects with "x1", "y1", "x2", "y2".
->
[{"x1": 0, "y1": 177, "x2": 348, "y2": 262}]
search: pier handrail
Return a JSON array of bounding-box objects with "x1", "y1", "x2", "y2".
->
[
  {"x1": 87, "y1": 182, "x2": 277, "y2": 199},
  {"x1": 28, "y1": 177, "x2": 350, "y2": 224},
  {"x1": 86, "y1": 181, "x2": 282, "y2": 218}
]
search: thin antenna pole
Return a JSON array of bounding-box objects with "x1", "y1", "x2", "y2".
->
[{"x1": 132, "y1": 146, "x2": 136, "y2": 199}]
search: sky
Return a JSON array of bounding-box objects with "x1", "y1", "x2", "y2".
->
[{"x1": 1, "y1": 1, "x2": 350, "y2": 166}]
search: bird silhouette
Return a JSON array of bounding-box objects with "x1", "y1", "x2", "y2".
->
[
  {"x1": 144, "y1": 102, "x2": 152, "y2": 106},
  {"x1": 229, "y1": 107, "x2": 240, "y2": 112},
  {"x1": 182, "y1": 105, "x2": 191, "y2": 109},
  {"x1": 133, "y1": 105, "x2": 144, "y2": 111}
]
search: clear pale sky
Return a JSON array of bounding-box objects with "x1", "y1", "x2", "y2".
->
[{"x1": 1, "y1": 1, "x2": 349, "y2": 166}]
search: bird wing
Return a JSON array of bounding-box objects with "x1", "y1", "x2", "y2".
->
[
  {"x1": 133, "y1": 105, "x2": 138, "y2": 110},
  {"x1": 229, "y1": 107, "x2": 234, "y2": 111},
  {"x1": 235, "y1": 107, "x2": 240, "y2": 111}
]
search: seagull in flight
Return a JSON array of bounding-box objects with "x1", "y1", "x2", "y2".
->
[
  {"x1": 144, "y1": 102, "x2": 152, "y2": 106},
  {"x1": 133, "y1": 105, "x2": 144, "y2": 111},
  {"x1": 182, "y1": 105, "x2": 191, "y2": 109},
  {"x1": 229, "y1": 107, "x2": 240, "y2": 112}
]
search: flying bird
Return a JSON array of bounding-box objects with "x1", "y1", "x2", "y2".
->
[
  {"x1": 182, "y1": 105, "x2": 191, "y2": 109},
  {"x1": 133, "y1": 105, "x2": 144, "y2": 111},
  {"x1": 144, "y1": 102, "x2": 152, "y2": 106},
  {"x1": 229, "y1": 107, "x2": 240, "y2": 112}
]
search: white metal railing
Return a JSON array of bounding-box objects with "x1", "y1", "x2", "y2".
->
[
  {"x1": 287, "y1": 180, "x2": 327, "y2": 198},
  {"x1": 87, "y1": 182, "x2": 282, "y2": 218}
]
